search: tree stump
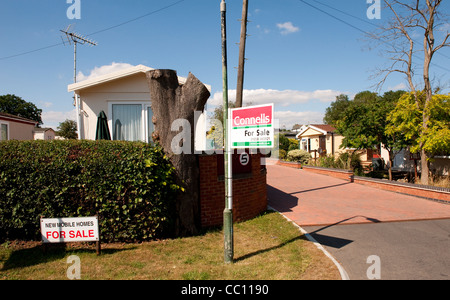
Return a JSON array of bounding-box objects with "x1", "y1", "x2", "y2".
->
[{"x1": 146, "y1": 69, "x2": 210, "y2": 236}]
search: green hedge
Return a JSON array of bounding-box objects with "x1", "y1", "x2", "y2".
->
[{"x1": 0, "y1": 140, "x2": 181, "y2": 243}]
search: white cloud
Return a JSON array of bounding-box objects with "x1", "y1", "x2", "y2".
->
[
  {"x1": 274, "y1": 110, "x2": 324, "y2": 130},
  {"x1": 256, "y1": 24, "x2": 271, "y2": 34},
  {"x1": 40, "y1": 101, "x2": 53, "y2": 108},
  {"x1": 210, "y1": 88, "x2": 345, "y2": 107},
  {"x1": 388, "y1": 82, "x2": 407, "y2": 91},
  {"x1": 77, "y1": 62, "x2": 134, "y2": 82},
  {"x1": 41, "y1": 109, "x2": 77, "y2": 130},
  {"x1": 276, "y1": 22, "x2": 300, "y2": 35}
]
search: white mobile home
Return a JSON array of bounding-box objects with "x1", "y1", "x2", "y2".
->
[{"x1": 68, "y1": 64, "x2": 211, "y2": 143}]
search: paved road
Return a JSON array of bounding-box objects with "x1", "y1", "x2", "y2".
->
[
  {"x1": 303, "y1": 219, "x2": 450, "y2": 280},
  {"x1": 267, "y1": 164, "x2": 450, "y2": 280}
]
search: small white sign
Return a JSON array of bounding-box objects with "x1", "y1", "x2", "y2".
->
[{"x1": 41, "y1": 216, "x2": 99, "y2": 243}]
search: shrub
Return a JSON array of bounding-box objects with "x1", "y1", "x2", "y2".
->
[
  {"x1": 278, "y1": 134, "x2": 290, "y2": 152},
  {"x1": 336, "y1": 152, "x2": 362, "y2": 173},
  {"x1": 288, "y1": 139, "x2": 299, "y2": 151},
  {"x1": 278, "y1": 149, "x2": 287, "y2": 160},
  {"x1": 316, "y1": 155, "x2": 336, "y2": 168},
  {"x1": 308, "y1": 152, "x2": 362, "y2": 173},
  {"x1": 0, "y1": 140, "x2": 181, "y2": 243},
  {"x1": 286, "y1": 149, "x2": 311, "y2": 164}
]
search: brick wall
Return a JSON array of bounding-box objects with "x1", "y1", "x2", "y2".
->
[
  {"x1": 354, "y1": 177, "x2": 450, "y2": 202},
  {"x1": 301, "y1": 165, "x2": 449, "y2": 202},
  {"x1": 276, "y1": 160, "x2": 302, "y2": 169},
  {"x1": 302, "y1": 165, "x2": 354, "y2": 181},
  {"x1": 199, "y1": 153, "x2": 267, "y2": 228}
]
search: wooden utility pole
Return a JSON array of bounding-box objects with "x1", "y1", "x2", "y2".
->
[{"x1": 235, "y1": 0, "x2": 249, "y2": 108}]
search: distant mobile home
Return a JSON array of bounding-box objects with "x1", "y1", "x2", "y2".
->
[
  {"x1": 33, "y1": 128, "x2": 56, "y2": 140},
  {"x1": 0, "y1": 112, "x2": 38, "y2": 141},
  {"x1": 296, "y1": 124, "x2": 344, "y2": 157}
]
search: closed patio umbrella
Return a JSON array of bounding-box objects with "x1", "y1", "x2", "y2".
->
[{"x1": 95, "y1": 111, "x2": 111, "y2": 140}]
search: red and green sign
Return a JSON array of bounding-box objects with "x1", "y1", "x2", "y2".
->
[{"x1": 230, "y1": 104, "x2": 274, "y2": 149}]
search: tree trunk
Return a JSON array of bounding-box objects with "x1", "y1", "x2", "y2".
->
[
  {"x1": 146, "y1": 69, "x2": 210, "y2": 236},
  {"x1": 421, "y1": 22, "x2": 433, "y2": 185},
  {"x1": 420, "y1": 148, "x2": 429, "y2": 185},
  {"x1": 388, "y1": 150, "x2": 394, "y2": 181}
]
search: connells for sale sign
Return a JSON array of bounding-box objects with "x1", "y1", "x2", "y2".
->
[{"x1": 230, "y1": 104, "x2": 274, "y2": 149}]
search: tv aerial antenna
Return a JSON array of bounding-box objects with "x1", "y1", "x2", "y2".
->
[
  {"x1": 60, "y1": 25, "x2": 97, "y2": 139},
  {"x1": 60, "y1": 25, "x2": 97, "y2": 84}
]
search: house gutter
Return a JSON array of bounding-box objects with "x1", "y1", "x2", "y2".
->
[{"x1": 74, "y1": 92, "x2": 82, "y2": 140}]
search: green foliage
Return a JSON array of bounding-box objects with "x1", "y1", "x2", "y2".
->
[
  {"x1": 419, "y1": 93, "x2": 450, "y2": 155},
  {"x1": 314, "y1": 155, "x2": 336, "y2": 169},
  {"x1": 334, "y1": 90, "x2": 407, "y2": 156},
  {"x1": 336, "y1": 152, "x2": 363, "y2": 174},
  {"x1": 336, "y1": 91, "x2": 381, "y2": 150},
  {"x1": 309, "y1": 152, "x2": 362, "y2": 174},
  {"x1": 323, "y1": 94, "x2": 350, "y2": 126},
  {"x1": 386, "y1": 92, "x2": 450, "y2": 156},
  {"x1": 278, "y1": 134, "x2": 290, "y2": 152},
  {"x1": 0, "y1": 140, "x2": 181, "y2": 242},
  {"x1": 286, "y1": 149, "x2": 311, "y2": 164},
  {"x1": 278, "y1": 149, "x2": 287, "y2": 160},
  {"x1": 288, "y1": 138, "x2": 299, "y2": 151},
  {"x1": 0, "y1": 94, "x2": 43, "y2": 126},
  {"x1": 57, "y1": 119, "x2": 78, "y2": 140}
]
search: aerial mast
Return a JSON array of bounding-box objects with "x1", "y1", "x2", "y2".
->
[{"x1": 60, "y1": 25, "x2": 97, "y2": 139}]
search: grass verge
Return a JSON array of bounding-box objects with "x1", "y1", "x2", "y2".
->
[{"x1": 0, "y1": 211, "x2": 340, "y2": 280}]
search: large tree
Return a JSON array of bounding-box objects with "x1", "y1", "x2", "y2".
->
[
  {"x1": 368, "y1": 0, "x2": 450, "y2": 184},
  {"x1": 323, "y1": 94, "x2": 350, "y2": 126},
  {"x1": 386, "y1": 92, "x2": 450, "y2": 167},
  {"x1": 0, "y1": 94, "x2": 42, "y2": 126},
  {"x1": 334, "y1": 90, "x2": 407, "y2": 179},
  {"x1": 57, "y1": 119, "x2": 78, "y2": 140},
  {"x1": 376, "y1": 90, "x2": 409, "y2": 180},
  {"x1": 336, "y1": 91, "x2": 381, "y2": 151}
]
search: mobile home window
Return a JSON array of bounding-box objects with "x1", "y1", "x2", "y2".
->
[
  {"x1": 109, "y1": 103, "x2": 154, "y2": 143},
  {"x1": 0, "y1": 123, "x2": 8, "y2": 141},
  {"x1": 112, "y1": 104, "x2": 142, "y2": 142}
]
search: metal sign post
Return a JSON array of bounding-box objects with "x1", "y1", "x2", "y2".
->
[{"x1": 221, "y1": 0, "x2": 233, "y2": 264}]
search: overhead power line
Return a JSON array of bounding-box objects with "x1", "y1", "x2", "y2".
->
[
  {"x1": 311, "y1": 0, "x2": 450, "y2": 61},
  {"x1": 86, "y1": 0, "x2": 185, "y2": 36},
  {"x1": 297, "y1": 0, "x2": 450, "y2": 73},
  {"x1": 0, "y1": 0, "x2": 186, "y2": 61},
  {"x1": 0, "y1": 43, "x2": 64, "y2": 61}
]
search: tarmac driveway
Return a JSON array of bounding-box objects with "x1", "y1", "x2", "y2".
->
[
  {"x1": 303, "y1": 219, "x2": 450, "y2": 280},
  {"x1": 267, "y1": 164, "x2": 450, "y2": 280}
]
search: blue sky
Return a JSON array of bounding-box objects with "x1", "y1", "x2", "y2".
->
[{"x1": 1, "y1": 0, "x2": 449, "y2": 130}]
